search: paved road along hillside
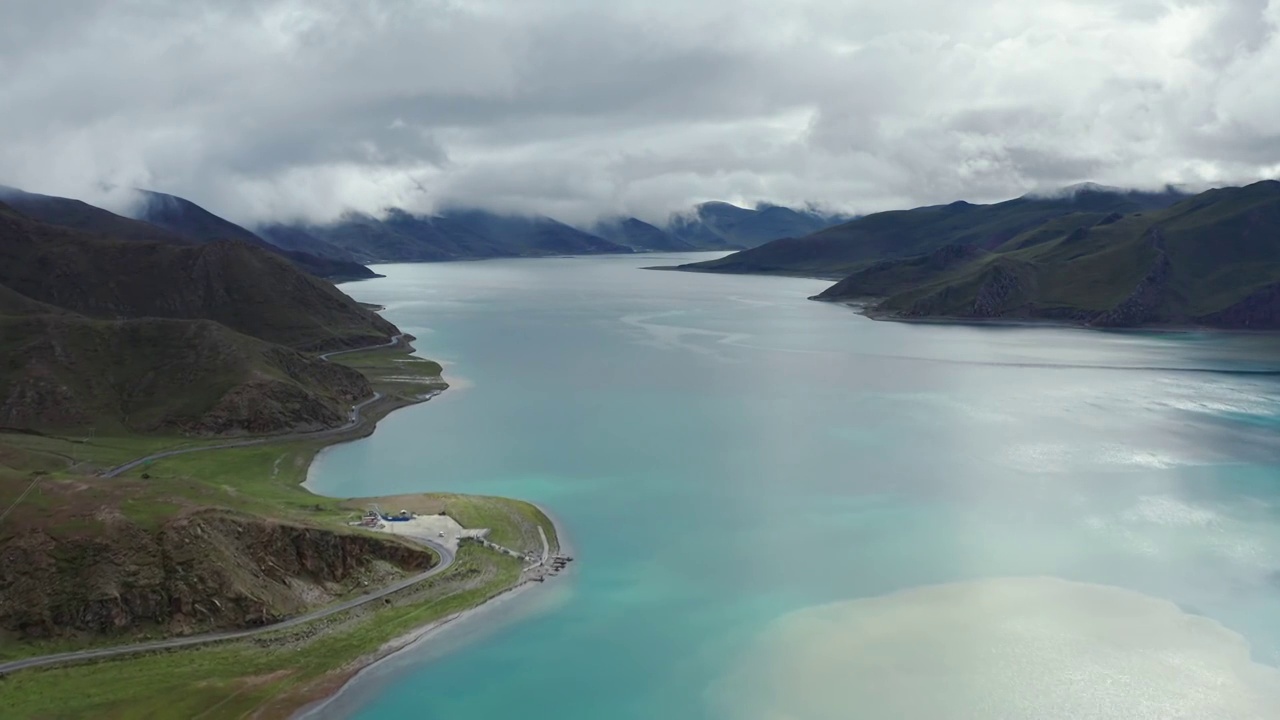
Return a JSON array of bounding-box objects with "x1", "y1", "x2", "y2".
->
[
  {"x1": 101, "y1": 335, "x2": 404, "y2": 478},
  {"x1": 0, "y1": 536, "x2": 452, "y2": 674}
]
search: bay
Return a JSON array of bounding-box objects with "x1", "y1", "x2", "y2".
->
[{"x1": 307, "y1": 252, "x2": 1280, "y2": 719}]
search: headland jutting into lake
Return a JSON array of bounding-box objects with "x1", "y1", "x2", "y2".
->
[{"x1": 0, "y1": 323, "x2": 570, "y2": 719}]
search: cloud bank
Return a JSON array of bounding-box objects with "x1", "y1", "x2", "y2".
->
[{"x1": 2, "y1": 0, "x2": 1279, "y2": 225}]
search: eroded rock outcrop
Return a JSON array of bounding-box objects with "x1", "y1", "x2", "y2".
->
[
  {"x1": 1200, "y1": 282, "x2": 1280, "y2": 329},
  {"x1": 1091, "y1": 230, "x2": 1172, "y2": 327},
  {"x1": 0, "y1": 511, "x2": 434, "y2": 639}
]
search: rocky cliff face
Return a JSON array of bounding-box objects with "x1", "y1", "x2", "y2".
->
[
  {"x1": 970, "y1": 263, "x2": 1033, "y2": 318},
  {"x1": 1091, "y1": 232, "x2": 1172, "y2": 327},
  {"x1": 0, "y1": 511, "x2": 434, "y2": 639},
  {"x1": 898, "y1": 260, "x2": 1035, "y2": 319},
  {"x1": 1199, "y1": 282, "x2": 1280, "y2": 329},
  {"x1": 815, "y1": 244, "x2": 988, "y2": 302}
]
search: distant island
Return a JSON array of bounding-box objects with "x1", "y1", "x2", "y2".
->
[{"x1": 673, "y1": 181, "x2": 1280, "y2": 330}]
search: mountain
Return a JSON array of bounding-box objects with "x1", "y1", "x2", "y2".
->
[
  {"x1": 0, "y1": 199, "x2": 395, "y2": 434},
  {"x1": 666, "y1": 202, "x2": 850, "y2": 250},
  {"x1": 0, "y1": 186, "x2": 186, "y2": 245},
  {"x1": 260, "y1": 208, "x2": 633, "y2": 264},
  {"x1": 679, "y1": 186, "x2": 1187, "y2": 277},
  {"x1": 132, "y1": 190, "x2": 380, "y2": 282},
  {"x1": 0, "y1": 202, "x2": 397, "y2": 351},
  {"x1": 440, "y1": 210, "x2": 632, "y2": 257},
  {"x1": 0, "y1": 186, "x2": 378, "y2": 282},
  {"x1": 812, "y1": 181, "x2": 1280, "y2": 330},
  {"x1": 593, "y1": 217, "x2": 697, "y2": 252},
  {"x1": 259, "y1": 201, "x2": 846, "y2": 263},
  {"x1": 0, "y1": 314, "x2": 371, "y2": 434}
]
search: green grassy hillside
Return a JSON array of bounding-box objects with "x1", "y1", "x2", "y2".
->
[
  {"x1": 0, "y1": 315, "x2": 371, "y2": 434},
  {"x1": 814, "y1": 181, "x2": 1280, "y2": 329},
  {"x1": 681, "y1": 187, "x2": 1185, "y2": 277},
  {"x1": 0, "y1": 204, "x2": 397, "y2": 352}
]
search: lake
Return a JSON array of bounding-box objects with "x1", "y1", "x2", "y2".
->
[{"x1": 307, "y1": 253, "x2": 1280, "y2": 719}]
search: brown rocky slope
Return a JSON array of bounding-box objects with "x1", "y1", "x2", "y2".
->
[{"x1": 0, "y1": 510, "x2": 435, "y2": 640}]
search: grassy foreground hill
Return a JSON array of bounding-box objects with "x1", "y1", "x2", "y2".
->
[{"x1": 812, "y1": 181, "x2": 1280, "y2": 329}]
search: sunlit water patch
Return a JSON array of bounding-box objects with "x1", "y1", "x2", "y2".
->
[{"x1": 713, "y1": 578, "x2": 1280, "y2": 720}]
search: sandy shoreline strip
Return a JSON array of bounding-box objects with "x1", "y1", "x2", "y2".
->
[{"x1": 292, "y1": 509, "x2": 570, "y2": 719}]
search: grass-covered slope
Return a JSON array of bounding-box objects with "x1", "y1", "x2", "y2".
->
[
  {"x1": 681, "y1": 186, "x2": 1185, "y2": 277},
  {"x1": 0, "y1": 314, "x2": 372, "y2": 434},
  {"x1": 814, "y1": 181, "x2": 1280, "y2": 329},
  {"x1": 0, "y1": 187, "x2": 378, "y2": 282},
  {"x1": 0, "y1": 186, "x2": 188, "y2": 245},
  {"x1": 0, "y1": 203, "x2": 397, "y2": 351}
]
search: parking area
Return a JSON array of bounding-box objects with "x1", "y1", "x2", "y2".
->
[{"x1": 369, "y1": 513, "x2": 488, "y2": 552}]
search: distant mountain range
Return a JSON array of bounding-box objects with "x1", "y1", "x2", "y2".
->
[
  {"x1": 0, "y1": 181, "x2": 849, "y2": 434},
  {"x1": 259, "y1": 202, "x2": 850, "y2": 264},
  {"x1": 0, "y1": 183, "x2": 850, "y2": 274},
  {"x1": 677, "y1": 182, "x2": 1280, "y2": 330},
  {"x1": 260, "y1": 208, "x2": 635, "y2": 263}
]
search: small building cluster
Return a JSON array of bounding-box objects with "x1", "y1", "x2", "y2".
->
[{"x1": 355, "y1": 505, "x2": 415, "y2": 528}]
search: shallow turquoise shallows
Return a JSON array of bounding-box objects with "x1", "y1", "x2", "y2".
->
[{"x1": 307, "y1": 253, "x2": 1280, "y2": 719}]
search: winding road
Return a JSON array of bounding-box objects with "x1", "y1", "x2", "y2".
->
[
  {"x1": 101, "y1": 335, "x2": 404, "y2": 478},
  {"x1": 0, "y1": 537, "x2": 453, "y2": 675}
]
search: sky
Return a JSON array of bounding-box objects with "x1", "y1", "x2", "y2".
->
[{"x1": 3, "y1": 0, "x2": 1280, "y2": 227}]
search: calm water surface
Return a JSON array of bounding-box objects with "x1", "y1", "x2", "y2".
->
[{"x1": 308, "y1": 253, "x2": 1280, "y2": 719}]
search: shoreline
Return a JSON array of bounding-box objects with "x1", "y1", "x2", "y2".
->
[
  {"x1": 817, "y1": 297, "x2": 1280, "y2": 336},
  {"x1": 291, "y1": 511, "x2": 571, "y2": 719},
  {"x1": 290, "y1": 338, "x2": 571, "y2": 718},
  {"x1": 643, "y1": 264, "x2": 843, "y2": 280}
]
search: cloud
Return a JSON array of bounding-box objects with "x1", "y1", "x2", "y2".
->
[{"x1": 1, "y1": 0, "x2": 1279, "y2": 226}]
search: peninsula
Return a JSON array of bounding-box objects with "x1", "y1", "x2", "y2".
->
[{"x1": 0, "y1": 197, "x2": 566, "y2": 718}]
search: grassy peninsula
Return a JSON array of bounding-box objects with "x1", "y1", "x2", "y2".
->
[
  {"x1": 0, "y1": 197, "x2": 564, "y2": 718},
  {"x1": 0, "y1": 339, "x2": 561, "y2": 719}
]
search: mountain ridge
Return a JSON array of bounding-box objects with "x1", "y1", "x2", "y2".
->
[
  {"x1": 257, "y1": 201, "x2": 849, "y2": 263},
  {"x1": 678, "y1": 186, "x2": 1190, "y2": 278},
  {"x1": 811, "y1": 181, "x2": 1280, "y2": 330},
  {"x1": 0, "y1": 202, "x2": 400, "y2": 434},
  {"x1": 0, "y1": 186, "x2": 379, "y2": 282}
]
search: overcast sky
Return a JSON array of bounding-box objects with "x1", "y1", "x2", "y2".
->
[{"x1": 3, "y1": 0, "x2": 1279, "y2": 226}]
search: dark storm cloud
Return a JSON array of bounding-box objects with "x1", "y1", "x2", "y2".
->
[{"x1": 2, "y1": 0, "x2": 1279, "y2": 226}]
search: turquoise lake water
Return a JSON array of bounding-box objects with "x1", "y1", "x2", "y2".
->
[{"x1": 307, "y1": 253, "x2": 1280, "y2": 719}]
